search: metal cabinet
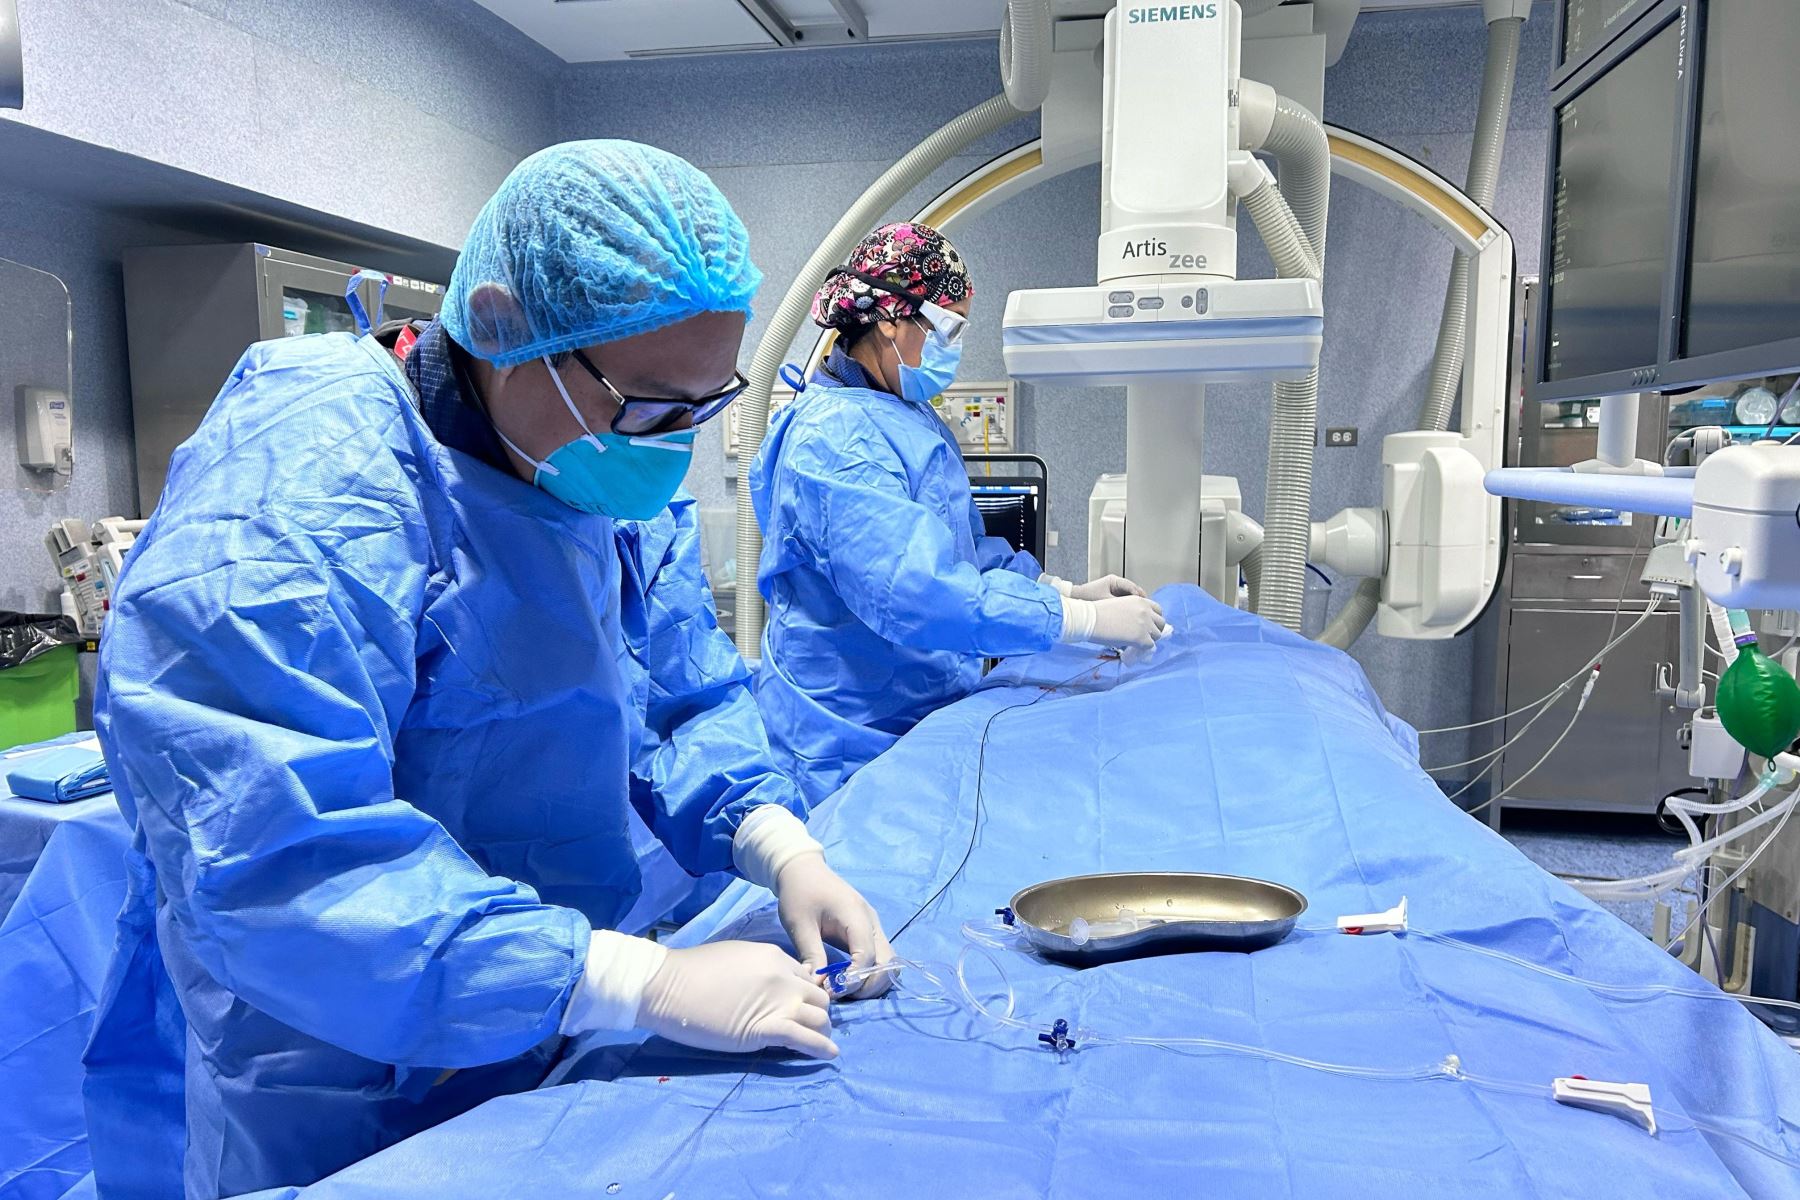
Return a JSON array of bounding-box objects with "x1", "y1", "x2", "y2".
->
[
  {"x1": 1495, "y1": 575, "x2": 1689, "y2": 817},
  {"x1": 1479, "y1": 276, "x2": 1695, "y2": 823},
  {"x1": 122, "y1": 244, "x2": 444, "y2": 516}
]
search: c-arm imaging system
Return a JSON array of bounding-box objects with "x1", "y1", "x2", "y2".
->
[
  {"x1": 731, "y1": 0, "x2": 1532, "y2": 657},
  {"x1": 999, "y1": 0, "x2": 1517, "y2": 643}
]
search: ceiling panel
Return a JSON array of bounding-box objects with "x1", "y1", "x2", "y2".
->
[
  {"x1": 860, "y1": 0, "x2": 1007, "y2": 38},
  {"x1": 774, "y1": 0, "x2": 844, "y2": 22},
  {"x1": 476, "y1": 0, "x2": 1507, "y2": 64},
  {"x1": 473, "y1": 0, "x2": 777, "y2": 61}
]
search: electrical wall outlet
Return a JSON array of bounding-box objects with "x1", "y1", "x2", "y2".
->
[{"x1": 1325, "y1": 427, "x2": 1358, "y2": 448}]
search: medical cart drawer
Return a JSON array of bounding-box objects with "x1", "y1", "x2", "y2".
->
[{"x1": 1507, "y1": 551, "x2": 1655, "y2": 603}]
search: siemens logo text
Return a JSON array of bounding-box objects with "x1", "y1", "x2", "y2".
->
[{"x1": 1127, "y1": 4, "x2": 1220, "y2": 23}]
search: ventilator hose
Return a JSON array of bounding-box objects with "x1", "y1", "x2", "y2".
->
[
  {"x1": 1319, "y1": 15, "x2": 1522, "y2": 651},
  {"x1": 1252, "y1": 97, "x2": 1329, "y2": 631},
  {"x1": 1000, "y1": 0, "x2": 1055, "y2": 114},
  {"x1": 732, "y1": 93, "x2": 1028, "y2": 656}
]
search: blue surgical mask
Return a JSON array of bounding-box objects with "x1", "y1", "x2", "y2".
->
[
  {"x1": 886, "y1": 319, "x2": 962, "y2": 405},
  {"x1": 489, "y1": 356, "x2": 694, "y2": 520}
]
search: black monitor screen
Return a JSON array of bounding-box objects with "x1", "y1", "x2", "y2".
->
[
  {"x1": 971, "y1": 486, "x2": 1043, "y2": 564},
  {"x1": 1561, "y1": 0, "x2": 1647, "y2": 66},
  {"x1": 1682, "y1": 0, "x2": 1800, "y2": 361},
  {"x1": 1543, "y1": 21, "x2": 1681, "y2": 383}
]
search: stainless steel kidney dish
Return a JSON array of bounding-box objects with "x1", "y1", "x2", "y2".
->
[{"x1": 1008, "y1": 871, "x2": 1307, "y2": 965}]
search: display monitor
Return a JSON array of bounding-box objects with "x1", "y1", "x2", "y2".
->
[
  {"x1": 1542, "y1": 20, "x2": 1682, "y2": 383},
  {"x1": 1561, "y1": 0, "x2": 1646, "y2": 66},
  {"x1": 1680, "y1": 0, "x2": 1800, "y2": 362}
]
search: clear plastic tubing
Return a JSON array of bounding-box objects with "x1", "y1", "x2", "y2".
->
[
  {"x1": 828, "y1": 947, "x2": 1799, "y2": 1168},
  {"x1": 839, "y1": 918, "x2": 1800, "y2": 1168}
]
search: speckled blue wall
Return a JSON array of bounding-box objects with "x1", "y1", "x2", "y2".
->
[
  {"x1": 0, "y1": 192, "x2": 219, "y2": 720},
  {"x1": 559, "y1": 5, "x2": 1557, "y2": 748},
  {"x1": 10, "y1": 0, "x2": 561, "y2": 250},
  {"x1": 0, "y1": 0, "x2": 563, "y2": 724},
  {"x1": 0, "y1": 195, "x2": 207, "y2": 617}
]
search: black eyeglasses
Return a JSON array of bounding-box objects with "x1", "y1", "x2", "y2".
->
[{"x1": 571, "y1": 349, "x2": 748, "y2": 437}]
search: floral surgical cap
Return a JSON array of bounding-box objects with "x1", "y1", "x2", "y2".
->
[{"x1": 810, "y1": 222, "x2": 972, "y2": 332}]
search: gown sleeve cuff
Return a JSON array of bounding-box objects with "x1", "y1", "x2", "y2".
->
[
  {"x1": 731, "y1": 804, "x2": 824, "y2": 891},
  {"x1": 1039, "y1": 573, "x2": 1074, "y2": 597},
  {"x1": 559, "y1": 930, "x2": 670, "y2": 1036},
  {"x1": 1059, "y1": 596, "x2": 1096, "y2": 643}
]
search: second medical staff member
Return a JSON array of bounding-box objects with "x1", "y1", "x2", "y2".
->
[
  {"x1": 750, "y1": 223, "x2": 1170, "y2": 806},
  {"x1": 86, "y1": 142, "x2": 890, "y2": 1200}
]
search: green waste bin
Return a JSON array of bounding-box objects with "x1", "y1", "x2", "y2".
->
[{"x1": 0, "y1": 615, "x2": 81, "y2": 749}]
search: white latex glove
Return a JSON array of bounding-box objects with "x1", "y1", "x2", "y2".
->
[
  {"x1": 1044, "y1": 573, "x2": 1148, "y2": 602},
  {"x1": 774, "y1": 852, "x2": 895, "y2": 999},
  {"x1": 1060, "y1": 594, "x2": 1170, "y2": 651},
  {"x1": 637, "y1": 940, "x2": 838, "y2": 1060}
]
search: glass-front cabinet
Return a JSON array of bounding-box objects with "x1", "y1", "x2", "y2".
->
[{"x1": 123, "y1": 244, "x2": 445, "y2": 515}]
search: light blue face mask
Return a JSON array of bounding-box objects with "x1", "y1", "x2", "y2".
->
[
  {"x1": 489, "y1": 356, "x2": 694, "y2": 520},
  {"x1": 887, "y1": 318, "x2": 963, "y2": 405}
]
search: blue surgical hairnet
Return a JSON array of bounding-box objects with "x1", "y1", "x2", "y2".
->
[{"x1": 443, "y1": 140, "x2": 762, "y2": 367}]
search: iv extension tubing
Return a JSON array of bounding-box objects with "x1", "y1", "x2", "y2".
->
[
  {"x1": 814, "y1": 925, "x2": 1800, "y2": 1168},
  {"x1": 1420, "y1": 598, "x2": 1661, "y2": 757}
]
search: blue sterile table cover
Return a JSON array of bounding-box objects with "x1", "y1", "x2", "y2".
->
[
  {"x1": 0, "y1": 735, "x2": 129, "y2": 1200},
  {"x1": 225, "y1": 589, "x2": 1800, "y2": 1196}
]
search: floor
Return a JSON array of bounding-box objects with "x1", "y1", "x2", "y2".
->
[{"x1": 1498, "y1": 809, "x2": 1689, "y2": 938}]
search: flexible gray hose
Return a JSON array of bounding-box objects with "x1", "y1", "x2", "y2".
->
[
  {"x1": 1000, "y1": 0, "x2": 1055, "y2": 113},
  {"x1": 1240, "y1": 181, "x2": 1320, "y2": 281},
  {"x1": 1259, "y1": 98, "x2": 1329, "y2": 260},
  {"x1": 1316, "y1": 575, "x2": 1383, "y2": 649},
  {"x1": 1242, "y1": 544, "x2": 1265, "y2": 611},
  {"x1": 1252, "y1": 98, "x2": 1330, "y2": 631},
  {"x1": 731, "y1": 93, "x2": 1028, "y2": 656},
  {"x1": 1319, "y1": 15, "x2": 1523, "y2": 652},
  {"x1": 1417, "y1": 16, "x2": 1522, "y2": 435},
  {"x1": 1258, "y1": 371, "x2": 1323, "y2": 631}
]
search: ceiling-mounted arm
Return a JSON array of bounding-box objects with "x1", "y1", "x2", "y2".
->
[
  {"x1": 735, "y1": 0, "x2": 866, "y2": 48},
  {"x1": 827, "y1": 0, "x2": 869, "y2": 42}
]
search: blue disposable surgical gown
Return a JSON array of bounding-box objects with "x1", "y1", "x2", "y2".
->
[
  {"x1": 84, "y1": 332, "x2": 804, "y2": 1199},
  {"x1": 612, "y1": 491, "x2": 744, "y2": 929},
  {"x1": 748, "y1": 351, "x2": 1062, "y2": 807}
]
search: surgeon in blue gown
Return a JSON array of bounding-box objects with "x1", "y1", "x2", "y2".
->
[
  {"x1": 749, "y1": 222, "x2": 1172, "y2": 806},
  {"x1": 85, "y1": 141, "x2": 891, "y2": 1200}
]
